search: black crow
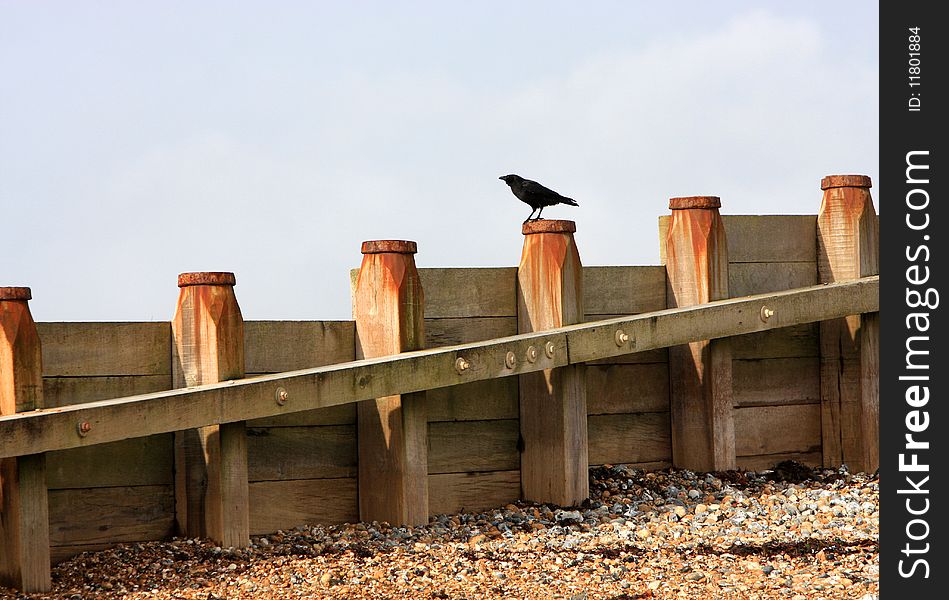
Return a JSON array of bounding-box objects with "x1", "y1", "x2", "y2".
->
[{"x1": 499, "y1": 174, "x2": 579, "y2": 222}]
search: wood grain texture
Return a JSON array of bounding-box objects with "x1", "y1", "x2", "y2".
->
[
  {"x1": 354, "y1": 251, "x2": 429, "y2": 526},
  {"x1": 730, "y1": 324, "x2": 818, "y2": 360},
  {"x1": 42, "y1": 375, "x2": 172, "y2": 409},
  {"x1": 428, "y1": 420, "x2": 520, "y2": 474},
  {"x1": 517, "y1": 227, "x2": 589, "y2": 506},
  {"x1": 732, "y1": 358, "x2": 820, "y2": 407},
  {"x1": 586, "y1": 364, "x2": 668, "y2": 415},
  {"x1": 36, "y1": 322, "x2": 171, "y2": 377},
  {"x1": 1, "y1": 298, "x2": 51, "y2": 592},
  {"x1": 172, "y1": 281, "x2": 249, "y2": 547},
  {"x1": 723, "y1": 215, "x2": 817, "y2": 263},
  {"x1": 244, "y1": 320, "x2": 354, "y2": 374},
  {"x1": 429, "y1": 471, "x2": 521, "y2": 515},
  {"x1": 583, "y1": 266, "x2": 666, "y2": 315},
  {"x1": 0, "y1": 277, "x2": 879, "y2": 461},
  {"x1": 588, "y1": 413, "x2": 671, "y2": 466},
  {"x1": 734, "y1": 404, "x2": 821, "y2": 457},
  {"x1": 817, "y1": 182, "x2": 879, "y2": 473},
  {"x1": 425, "y1": 317, "x2": 516, "y2": 348},
  {"x1": 663, "y1": 205, "x2": 735, "y2": 471},
  {"x1": 427, "y1": 378, "x2": 518, "y2": 422},
  {"x1": 247, "y1": 425, "x2": 356, "y2": 481},
  {"x1": 48, "y1": 485, "x2": 175, "y2": 546},
  {"x1": 248, "y1": 478, "x2": 357, "y2": 535},
  {"x1": 728, "y1": 262, "x2": 817, "y2": 298},
  {"x1": 47, "y1": 435, "x2": 173, "y2": 489},
  {"x1": 248, "y1": 404, "x2": 355, "y2": 428},
  {"x1": 419, "y1": 268, "x2": 516, "y2": 318}
]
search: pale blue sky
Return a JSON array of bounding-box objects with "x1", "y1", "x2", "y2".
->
[{"x1": 1, "y1": 1, "x2": 879, "y2": 320}]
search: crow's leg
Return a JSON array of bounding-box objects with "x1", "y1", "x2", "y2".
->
[
  {"x1": 535, "y1": 206, "x2": 545, "y2": 220},
  {"x1": 524, "y1": 207, "x2": 538, "y2": 223}
]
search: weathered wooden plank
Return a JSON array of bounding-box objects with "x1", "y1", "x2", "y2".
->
[
  {"x1": 663, "y1": 197, "x2": 734, "y2": 471},
  {"x1": 582, "y1": 317, "x2": 668, "y2": 364},
  {"x1": 0, "y1": 277, "x2": 880, "y2": 460},
  {"x1": 248, "y1": 404, "x2": 356, "y2": 428},
  {"x1": 818, "y1": 176, "x2": 879, "y2": 473},
  {"x1": 47, "y1": 434, "x2": 173, "y2": 489},
  {"x1": 734, "y1": 404, "x2": 821, "y2": 456},
  {"x1": 733, "y1": 358, "x2": 820, "y2": 407},
  {"x1": 723, "y1": 215, "x2": 817, "y2": 263},
  {"x1": 429, "y1": 470, "x2": 521, "y2": 515},
  {"x1": 425, "y1": 317, "x2": 517, "y2": 348},
  {"x1": 172, "y1": 274, "x2": 248, "y2": 548},
  {"x1": 37, "y1": 322, "x2": 171, "y2": 377},
  {"x1": 244, "y1": 320, "x2": 354, "y2": 374},
  {"x1": 517, "y1": 220, "x2": 588, "y2": 506},
  {"x1": 42, "y1": 375, "x2": 171, "y2": 409},
  {"x1": 736, "y1": 451, "x2": 823, "y2": 471},
  {"x1": 354, "y1": 243, "x2": 428, "y2": 526},
  {"x1": 427, "y1": 378, "x2": 518, "y2": 422},
  {"x1": 247, "y1": 425, "x2": 356, "y2": 481},
  {"x1": 588, "y1": 413, "x2": 671, "y2": 466},
  {"x1": 428, "y1": 420, "x2": 520, "y2": 474},
  {"x1": 48, "y1": 485, "x2": 175, "y2": 546},
  {"x1": 730, "y1": 324, "x2": 818, "y2": 360},
  {"x1": 583, "y1": 266, "x2": 666, "y2": 315},
  {"x1": 586, "y1": 364, "x2": 668, "y2": 415},
  {"x1": 728, "y1": 262, "x2": 817, "y2": 298},
  {"x1": 248, "y1": 478, "x2": 357, "y2": 535},
  {"x1": 1, "y1": 290, "x2": 51, "y2": 592},
  {"x1": 419, "y1": 268, "x2": 517, "y2": 318}
]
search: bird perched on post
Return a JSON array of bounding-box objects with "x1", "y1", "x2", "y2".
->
[{"x1": 499, "y1": 174, "x2": 579, "y2": 223}]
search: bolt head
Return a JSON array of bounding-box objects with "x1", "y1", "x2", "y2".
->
[
  {"x1": 505, "y1": 351, "x2": 517, "y2": 369},
  {"x1": 544, "y1": 342, "x2": 556, "y2": 358}
]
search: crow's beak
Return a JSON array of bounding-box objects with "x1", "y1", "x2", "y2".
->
[{"x1": 498, "y1": 176, "x2": 504, "y2": 180}]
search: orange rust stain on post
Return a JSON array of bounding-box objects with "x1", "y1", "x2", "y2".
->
[
  {"x1": 172, "y1": 272, "x2": 248, "y2": 548},
  {"x1": 0, "y1": 288, "x2": 51, "y2": 592},
  {"x1": 817, "y1": 175, "x2": 879, "y2": 473},
  {"x1": 664, "y1": 198, "x2": 735, "y2": 472},
  {"x1": 517, "y1": 220, "x2": 588, "y2": 506},
  {"x1": 353, "y1": 240, "x2": 428, "y2": 526}
]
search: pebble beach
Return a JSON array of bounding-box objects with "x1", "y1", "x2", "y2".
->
[{"x1": 4, "y1": 462, "x2": 879, "y2": 599}]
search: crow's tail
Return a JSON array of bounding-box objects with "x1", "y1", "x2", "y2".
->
[{"x1": 561, "y1": 196, "x2": 579, "y2": 207}]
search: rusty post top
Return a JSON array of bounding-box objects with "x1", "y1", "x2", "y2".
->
[
  {"x1": 0, "y1": 287, "x2": 31, "y2": 301},
  {"x1": 177, "y1": 272, "x2": 236, "y2": 287},
  {"x1": 361, "y1": 240, "x2": 418, "y2": 254},
  {"x1": 669, "y1": 196, "x2": 721, "y2": 210},
  {"x1": 521, "y1": 219, "x2": 577, "y2": 235},
  {"x1": 821, "y1": 175, "x2": 872, "y2": 190}
]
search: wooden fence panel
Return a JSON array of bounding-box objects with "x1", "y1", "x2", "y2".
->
[{"x1": 37, "y1": 322, "x2": 174, "y2": 564}]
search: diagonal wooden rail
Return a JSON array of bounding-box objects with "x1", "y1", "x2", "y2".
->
[{"x1": 0, "y1": 276, "x2": 878, "y2": 460}]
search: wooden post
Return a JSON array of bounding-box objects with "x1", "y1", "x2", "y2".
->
[
  {"x1": 817, "y1": 175, "x2": 880, "y2": 473},
  {"x1": 0, "y1": 287, "x2": 51, "y2": 592},
  {"x1": 172, "y1": 272, "x2": 249, "y2": 547},
  {"x1": 517, "y1": 220, "x2": 588, "y2": 506},
  {"x1": 663, "y1": 197, "x2": 735, "y2": 471},
  {"x1": 353, "y1": 240, "x2": 428, "y2": 525}
]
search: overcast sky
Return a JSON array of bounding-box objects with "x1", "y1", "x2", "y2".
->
[{"x1": 1, "y1": 1, "x2": 879, "y2": 321}]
